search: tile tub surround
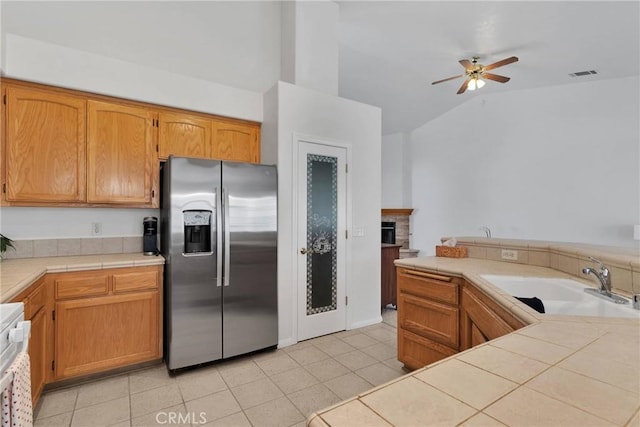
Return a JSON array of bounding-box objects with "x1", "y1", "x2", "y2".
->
[
  {"x1": 308, "y1": 256, "x2": 640, "y2": 427},
  {"x1": 2, "y1": 236, "x2": 144, "y2": 260},
  {"x1": 440, "y1": 237, "x2": 640, "y2": 295},
  {"x1": 0, "y1": 253, "x2": 164, "y2": 302}
]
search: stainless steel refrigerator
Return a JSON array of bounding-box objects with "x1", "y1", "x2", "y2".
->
[{"x1": 161, "y1": 156, "x2": 277, "y2": 371}]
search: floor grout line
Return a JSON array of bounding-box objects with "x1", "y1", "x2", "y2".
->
[{"x1": 36, "y1": 311, "x2": 400, "y2": 427}]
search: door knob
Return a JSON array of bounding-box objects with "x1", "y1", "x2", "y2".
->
[{"x1": 300, "y1": 248, "x2": 309, "y2": 255}]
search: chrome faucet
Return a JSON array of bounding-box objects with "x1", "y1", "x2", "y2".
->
[{"x1": 582, "y1": 256, "x2": 612, "y2": 295}]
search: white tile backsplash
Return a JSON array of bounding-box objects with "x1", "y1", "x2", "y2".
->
[
  {"x1": 102, "y1": 237, "x2": 124, "y2": 254},
  {"x1": 58, "y1": 239, "x2": 82, "y2": 256},
  {"x1": 4, "y1": 240, "x2": 33, "y2": 259},
  {"x1": 33, "y1": 239, "x2": 58, "y2": 257},
  {"x1": 5, "y1": 237, "x2": 143, "y2": 258}
]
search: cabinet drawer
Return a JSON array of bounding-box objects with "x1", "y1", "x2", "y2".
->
[
  {"x1": 399, "y1": 293, "x2": 459, "y2": 348},
  {"x1": 112, "y1": 270, "x2": 158, "y2": 293},
  {"x1": 54, "y1": 272, "x2": 110, "y2": 299},
  {"x1": 26, "y1": 283, "x2": 47, "y2": 319},
  {"x1": 397, "y1": 268, "x2": 459, "y2": 305},
  {"x1": 398, "y1": 328, "x2": 457, "y2": 371}
]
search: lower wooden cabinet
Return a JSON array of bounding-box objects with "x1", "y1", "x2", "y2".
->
[
  {"x1": 10, "y1": 276, "x2": 52, "y2": 405},
  {"x1": 397, "y1": 268, "x2": 461, "y2": 370},
  {"x1": 459, "y1": 281, "x2": 526, "y2": 351},
  {"x1": 398, "y1": 328, "x2": 457, "y2": 371},
  {"x1": 10, "y1": 264, "x2": 163, "y2": 405},
  {"x1": 51, "y1": 265, "x2": 162, "y2": 380},
  {"x1": 397, "y1": 267, "x2": 526, "y2": 370},
  {"x1": 29, "y1": 307, "x2": 48, "y2": 402},
  {"x1": 55, "y1": 291, "x2": 159, "y2": 379},
  {"x1": 381, "y1": 244, "x2": 401, "y2": 307}
]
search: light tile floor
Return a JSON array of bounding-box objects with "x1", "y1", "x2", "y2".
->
[{"x1": 35, "y1": 309, "x2": 403, "y2": 427}]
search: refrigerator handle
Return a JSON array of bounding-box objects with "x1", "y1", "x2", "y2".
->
[
  {"x1": 216, "y1": 187, "x2": 223, "y2": 287},
  {"x1": 223, "y1": 187, "x2": 231, "y2": 287}
]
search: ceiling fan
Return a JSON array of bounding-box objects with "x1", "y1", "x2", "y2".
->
[{"x1": 432, "y1": 56, "x2": 519, "y2": 94}]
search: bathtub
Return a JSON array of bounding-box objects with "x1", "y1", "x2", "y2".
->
[{"x1": 480, "y1": 275, "x2": 640, "y2": 318}]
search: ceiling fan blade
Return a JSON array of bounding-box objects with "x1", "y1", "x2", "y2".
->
[
  {"x1": 459, "y1": 59, "x2": 474, "y2": 70},
  {"x1": 456, "y1": 79, "x2": 470, "y2": 94},
  {"x1": 483, "y1": 56, "x2": 519, "y2": 71},
  {"x1": 432, "y1": 74, "x2": 464, "y2": 85},
  {"x1": 483, "y1": 72, "x2": 511, "y2": 83}
]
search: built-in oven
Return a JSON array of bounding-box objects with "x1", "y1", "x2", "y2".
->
[{"x1": 381, "y1": 221, "x2": 396, "y2": 244}]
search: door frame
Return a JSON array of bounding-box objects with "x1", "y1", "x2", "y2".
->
[{"x1": 291, "y1": 132, "x2": 352, "y2": 343}]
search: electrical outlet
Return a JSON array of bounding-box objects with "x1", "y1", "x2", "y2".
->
[
  {"x1": 501, "y1": 249, "x2": 518, "y2": 260},
  {"x1": 91, "y1": 222, "x2": 102, "y2": 236}
]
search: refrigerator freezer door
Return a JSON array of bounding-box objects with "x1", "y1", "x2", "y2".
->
[
  {"x1": 164, "y1": 157, "x2": 223, "y2": 370},
  {"x1": 222, "y1": 162, "x2": 278, "y2": 358}
]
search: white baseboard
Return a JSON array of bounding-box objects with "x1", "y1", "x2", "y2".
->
[
  {"x1": 277, "y1": 337, "x2": 297, "y2": 349},
  {"x1": 348, "y1": 315, "x2": 383, "y2": 330}
]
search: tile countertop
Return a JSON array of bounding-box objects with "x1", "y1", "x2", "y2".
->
[
  {"x1": 308, "y1": 257, "x2": 640, "y2": 427},
  {"x1": 0, "y1": 253, "x2": 165, "y2": 303}
]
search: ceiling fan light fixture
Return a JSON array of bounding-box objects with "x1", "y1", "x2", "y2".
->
[
  {"x1": 433, "y1": 55, "x2": 517, "y2": 95},
  {"x1": 467, "y1": 77, "x2": 485, "y2": 91}
]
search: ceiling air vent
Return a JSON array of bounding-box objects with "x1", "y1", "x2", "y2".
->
[{"x1": 569, "y1": 70, "x2": 598, "y2": 77}]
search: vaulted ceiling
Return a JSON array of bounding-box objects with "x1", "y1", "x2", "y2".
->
[{"x1": 2, "y1": 1, "x2": 638, "y2": 135}]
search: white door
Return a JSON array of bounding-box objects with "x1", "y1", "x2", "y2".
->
[{"x1": 297, "y1": 141, "x2": 347, "y2": 341}]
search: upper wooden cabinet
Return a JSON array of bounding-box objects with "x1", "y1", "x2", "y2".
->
[
  {"x1": 1, "y1": 78, "x2": 262, "y2": 208},
  {"x1": 4, "y1": 86, "x2": 86, "y2": 203},
  {"x1": 159, "y1": 115, "x2": 261, "y2": 163},
  {"x1": 158, "y1": 112, "x2": 212, "y2": 160},
  {"x1": 211, "y1": 119, "x2": 260, "y2": 163},
  {"x1": 87, "y1": 101, "x2": 156, "y2": 206}
]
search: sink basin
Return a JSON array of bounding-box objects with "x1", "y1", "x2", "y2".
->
[{"x1": 480, "y1": 275, "x2": 640, "y2": 318}]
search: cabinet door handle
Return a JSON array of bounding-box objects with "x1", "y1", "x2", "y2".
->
[{"x1": 403, "y1": 269, "x2": 453, "y2": 282}]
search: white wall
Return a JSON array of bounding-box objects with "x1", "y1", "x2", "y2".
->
[
  {"x1": 280, "y1": 2, "x2": 296, "y2": 87},
  {"x1": 0, "y1": 208, "x2": 157, "y2": 239},
  {"x1": 3, "y1": 35, "x2": 262, "y2": 122},
  {"x1": 293, "y1": 2, "x2": 339, "y2": 95},
  {"x1": 266, "y1": 81, "x2": 381, "y2": 347},
  {"x1": 0, "y1": 0, "x2": 5, "y2": 73},
  {"x1": 2, "y1": 2, "x2": 281, "y2": 94},
  {"x1": 280, "y1": 2, "x2": 339, "y2": 96},
  {"x1": 381, "y1": 132, "x2": 412, "y2": 208},
  {"x1": 410, "y1": 76, "x2": 640, "y2": 254}
]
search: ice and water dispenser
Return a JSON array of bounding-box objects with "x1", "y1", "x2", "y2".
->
[{"x1": 183, "y1": 210, "x2": 212, "y2": 254}]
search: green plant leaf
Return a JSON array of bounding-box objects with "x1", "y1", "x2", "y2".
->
[{"x1": 0, "y1": 233, "x2": 15, "y2": 253}]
